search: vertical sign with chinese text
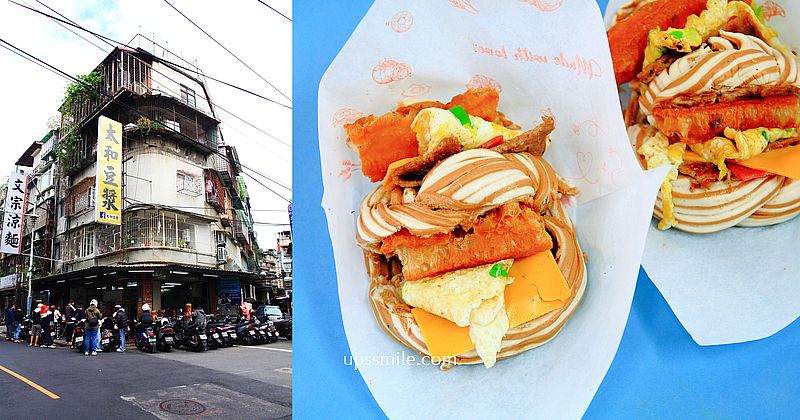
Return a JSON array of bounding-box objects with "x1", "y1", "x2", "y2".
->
[
  {"x1": 1, "y1": 172, "x2": 28, "y2": 254},
  {"x1": 96, "y1": 116, "x2": 122, "y2": 224}
]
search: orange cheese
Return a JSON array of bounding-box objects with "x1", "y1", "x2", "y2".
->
[
  {"x1": 381, "y1": 157, "x2": 418, "y2": 187},
  {"x1": 682, "y1": 150, "x2": 705, "y2": 163},
  {"x1": 411, "y1": 308, "x2": 473, "y2": 358},
  {"x1": 505, "y1": 250, "x2": 571, "y2": 328},
  {"x1": 410, "y1": 251, "x2": 571, "y2": 357},
  {"x1": 737, "y1": 145, "x2": 800, "y2": 180}
]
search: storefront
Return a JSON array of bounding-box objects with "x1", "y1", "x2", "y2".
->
[
  {"x1": 32, "y1": 264, "x2": 260, "y2": 318},
  {"x1": 0, "y1": 273, "x2": 19, "y2": 312}
]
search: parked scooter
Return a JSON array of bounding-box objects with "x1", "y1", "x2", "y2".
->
[
  {"x1": 72, "y1": 318, "x2": 86, "y2": 352},
  {"x1": 155, "y1": 318, "x2": 174, "y2": 352},
  {"x1": 17, "y1": 318, "x2": 31, "y2": 342},
  {"x1": 100, "y1": 317, "x2": 119, "y2": 352},
  {"x1": 134, "y1": 321, "x2": 157, "y2": 353},
  {"x1": 205, "y1": 323, "x2": 226, "y2": 350},
  {"x1": 256, "y1": 319, "x2": 279, "y2": 344},
  {"x1": 274, "y1": 318, "x2": 292, "y2": 340},
  {"x1": 232, "y1": 316, "x2": 258, "y2": 346},
  {"x1": 206, "y1": 315, "x2": 235, "y2": 348},
  {"x1": 173, "y1": 317, "x2": 208, "y2": 352}
]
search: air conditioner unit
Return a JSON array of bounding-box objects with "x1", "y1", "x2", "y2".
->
[
  {"x1": 215, "y1": 230, "x2": 226, "y2": 245},
  {"x1": 216, "y1": 246, "x2": 226, "y2": 263}
]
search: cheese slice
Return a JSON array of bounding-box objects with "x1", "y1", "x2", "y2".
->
[
  {"x1": 682, "y1": 150, "x2": 705, "y2": 163},
  {"x1": 411, "y1": 308, "x2": 473, "y2": 358},
  {"x1": 737, "y1": 145, "x2": 800, "y2": 180},
  {"x1": 505, "y1": 250, "x2": 571, "y2": 328},
  {"x1": 410, "y1": 251, "x2": 571, "y2": 358}
]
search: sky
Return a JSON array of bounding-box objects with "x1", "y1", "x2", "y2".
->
[{"x1": 0, "y1": 0, "x2": 292, "y2": 250}]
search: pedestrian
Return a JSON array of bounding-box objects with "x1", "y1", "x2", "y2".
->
[
  {"x1": 64, "y1": 301, "x2": 76, "y2": 342},
  {"x1": 4, "y1": 303, "x2": 14, "y2": 341},
  {"x1": 39, "y1": 305, "x2": 55, "y2": 348},
  {"x1": 12, "y1": 307, "x2": 23, "y2": 342},
  {"x1": 29, "y1": 304, "x2": 42, "y2": 347},
  {"x1": 52, "y1": 305, "x2": 61, "y2": 340},
  {"x1": 93, "y1": 303, "x2": 103, "y2": 352},
  {"x1": 84, "y1": 299, "x2": 102, "y2": 356},
  {"x1": 112, "y1": 305, "x2": 129, "y2": 352}
]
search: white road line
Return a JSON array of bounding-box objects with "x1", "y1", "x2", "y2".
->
[{"x1": 236, "y1": 346, "x2": 292, "y2": 353}]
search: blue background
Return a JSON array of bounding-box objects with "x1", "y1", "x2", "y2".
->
[{"x1": 293, "y1": 1, "x2": 800, "y2": 418}]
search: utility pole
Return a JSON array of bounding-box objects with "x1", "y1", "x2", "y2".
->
[{"x1": 25, "y1": 197, "x2": 37, "y2": 316}]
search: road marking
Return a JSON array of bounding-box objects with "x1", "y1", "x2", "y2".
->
[
  {"x1": 236, "y1": 346, "x2": 292, "y2": 353},
  {"x1": 0, "y1": 363, "x2": 60, "y2": 399},
  {"x1": 274, "y1": 367, "x2": 292, "y2": 374}
]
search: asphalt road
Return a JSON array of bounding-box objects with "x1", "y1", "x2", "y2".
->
[{"x1": 0, "y1": 337, "x2": 292, "y2": 418}]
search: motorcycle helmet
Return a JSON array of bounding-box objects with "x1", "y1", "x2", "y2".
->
[{"x1": 142, "y1": 303, "x2": 151, "y2": 312}]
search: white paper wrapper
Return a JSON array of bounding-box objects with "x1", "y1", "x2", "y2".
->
[
  {"x1": 318, "y1": 0, "x2": 667, "y2": 417},
  {"x1": 605, "y1": 0, "x2": 800, "y2": 345}
]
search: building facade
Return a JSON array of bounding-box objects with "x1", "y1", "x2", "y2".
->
[{"x1": 6, "y1": 46, "x2": 263, "y2": 318}]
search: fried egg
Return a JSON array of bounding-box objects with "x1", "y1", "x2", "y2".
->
[
  {"x1": 637, "y1": 131, "x2": 685, "y2": 229},
  {"x1": 690, "y1": 127, "x2": 797, "y2": 179},
  {"x1": 400, "y1": 260, "x2": 513, "y2": 368},
  {"x1": 411, "y1": 108, "x2": 521, "y2": 155}
]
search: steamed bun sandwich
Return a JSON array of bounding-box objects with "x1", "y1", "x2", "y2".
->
[
  {"x1": 344, "y1": 87, "x2": 587, "y2": 368},
  {"x1": 608, "y1": 0, "x2": 800, "y2": 233}
]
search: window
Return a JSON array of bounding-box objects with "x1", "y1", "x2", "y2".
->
[
  {"x1": 176, "y1": 171, "x2": 201, "y2": 196},
  {"x1": 63, "y1": 226, "x2": 95, "y2": 261},
  {"x1": 215, "y1": 230, "x2": 226, "y2": 245},
  {"x1": 180, "y1": 84, "x2": 196, "y2": 107},
  {"x1": 65, "y1": 181, "x2": 95, "y2": 216}
]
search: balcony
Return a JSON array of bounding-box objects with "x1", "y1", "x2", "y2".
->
[
  {"x1": 214, "y1": 148, "x2": 235, "y2": 186},
  {"x1": 278, "y1": 232, "x2": 291, "y2": 248},
  {"x1": 59, "y1": 49, "x2": 150, "y2": 134},
  {"x1": 233, "y1": 210, "x2": 248, "y2": 244},
  {"x1": 204, "y1": 170, "x2": 225, "y2": 212},
  {"x1": 94, "y1": 209, "x2": 197, "y2": 257},
  {"x1": 122, "y1": 96, "x2": 219, "y2": 151}
]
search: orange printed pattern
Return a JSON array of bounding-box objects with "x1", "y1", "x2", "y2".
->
[
  {"x1": 448, "y1": 0, "x2": 478, "y2": 14},
  {"x1": 762, "y1": 0, "x2": 786, "y2": 20},
  {"x1": 372, "y1": 58, "x2": 413, "y2": 84},
  {"x1": 339, "y1": 160, "x2": 362, "y2": 181},
  {"x1": 401, "y1": 83, "x2": 432, "y2": 97},
  {"x1": 332, "y1": 108, "x2": 365, "y2": 127},
  {"x1": 521, "y1": 0, "x2": 565, "y2": 12},
  {"x1": 467, "y1": 74, "x2": 502, "y2": 92},
  {"x1": 387, "y1": 11, "x2": 414, "y2": 32}
]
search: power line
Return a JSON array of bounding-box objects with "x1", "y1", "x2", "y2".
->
[
  {"x1": 0, "y1": 41, "x2": 63, "y2": 80},
  {"x1": 32, "y1": 0, "x2": 292, "y2": 149},
  {"x1": 219, "y1": 122, "x2": 289, "y2": 164},
  {"x1": 122, "y1": 198, "x2": 288, "y2": 226},
  {"x1": 11, "y1": 0, "x2": 292, "y2": 155},
  {"x1": 162, "y1": 0, "x2": 291, "y2": 103},
  {"x1": 9, "y1": 0, "x2": 291, "y2": 110},
  {"x1": 255, "y1": 0, "x2": 291, "y2": 22},
  {"x1": 0, "y1": 36, "x2": 291, "y2": 203},
  {"x1": 133, "y1": 33, "x2": 291, "y2": 110},
  {"x1": 31, "y1": 0, "x2": 108, "y2": 53}
]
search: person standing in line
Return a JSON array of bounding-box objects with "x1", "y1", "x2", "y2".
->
[
  {"x1": 84, "y1": 299, "x2": 102, "y2": 356},
  {"x1": 4, "y1": 303, "x2": 14, "y2": 341},
  {"x1": 52, "y1": 305, "x2": 61, "y2": 340},
  {"x1": 94, "y1": 303, "x2": 103, "y2": 352},
  {"x1": 64, "y1": 301, "x2": 76, "y2": 342},
  {"x1": 112, "y1": 305, "x2": 129, "y2": 352},
  {"x1": 29, "y1": 304, "x2": 42, "y2": 347},
  {"x1": 39, "y1": 305, "x2": 55, "y2": 348},
  {"x1": 13, "y1": 307, "x2": 23, "y2": 342}
]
